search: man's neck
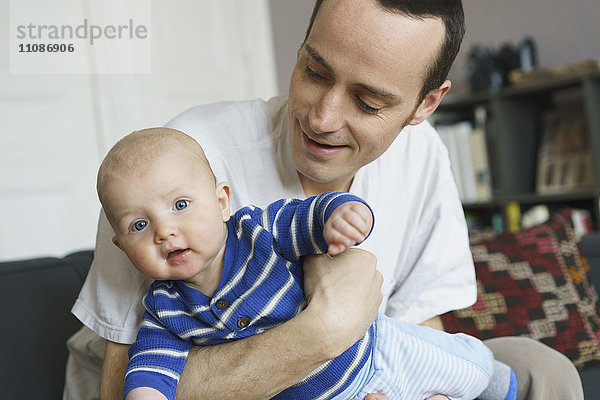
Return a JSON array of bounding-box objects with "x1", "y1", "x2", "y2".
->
[{"x1": 298, "y1": 172, "x2": 354, "y2": 197}]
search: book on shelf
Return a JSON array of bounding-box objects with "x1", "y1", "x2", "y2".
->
[
  {"x1": 469, "y1": 126, "x2": 493, "y2": 202},
  {"x1": 437, "y1": 123, "x2": 465, "y2": 200},
  {"x1": 453, "y1": 121, "x2": 478, "y2": 203},
  {"x1": 435, "y1": 108, "x2": 492, "y2": 203},
  {"x1": 535, "y1": 108, "x2": 594, "y2": 195}
]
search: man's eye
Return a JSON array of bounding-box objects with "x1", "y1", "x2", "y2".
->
[
  {"x1": 132, "y1": 220, "x2": 147, "y2": 232},
  {"x1": 306, "y1": 66, "x2": 325, "y2": 81},
  {"x1": 356, "y1": 96, "x2": 380, "y2": 115},
  {"x1": 174, "y1": 200, "x2": 189, "y2": 211}
]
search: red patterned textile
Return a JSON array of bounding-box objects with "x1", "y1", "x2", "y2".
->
[{"x1": 441, "y1": 209, "x2": 600, "y2": 369}]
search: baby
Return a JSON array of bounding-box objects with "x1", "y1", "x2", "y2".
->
[{"x1": 97, "y1": 128, "x2": 516, "y2": 400}]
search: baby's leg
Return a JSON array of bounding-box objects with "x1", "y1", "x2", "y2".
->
[
  {"x1": 478, "y1": 360, "x2": 517, "y2": 400},
  {"x1": 372, "y1": 315, "x2": 516, "y2": 400}
]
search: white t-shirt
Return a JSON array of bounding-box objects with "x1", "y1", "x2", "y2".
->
[{"x1": 72, "y1": 95, "x2": 476, "y2": 345}]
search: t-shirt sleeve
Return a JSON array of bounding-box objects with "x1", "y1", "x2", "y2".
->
[
  {"x1": 71, "y1": 209, "x2": 151, "y2": 344},
  {"x1": 384, "y1": 191, "x2": 477, "y2": 324}
]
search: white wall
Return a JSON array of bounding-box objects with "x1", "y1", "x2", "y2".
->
[{"x1": 1, "y1": 0, "x2": 277, "y2": 261}]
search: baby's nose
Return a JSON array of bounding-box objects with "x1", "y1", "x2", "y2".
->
[{"x1": 154, "y1": 221, "x2": 177, "y2": 244}]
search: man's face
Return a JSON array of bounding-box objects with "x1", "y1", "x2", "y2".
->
[{"x1": 288, "y1": 0, "x2": 445, "y2": 194}]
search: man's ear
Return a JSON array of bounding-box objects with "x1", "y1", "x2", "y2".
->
[
  {"x1": 216, "y1": 182, "x2": 232, "y2": 222},
  {"x1": 112, "y1": 236, "x2": 123, "y2": 251},
  {"x1": 408, "y1": 79, "x2": 451, "y2": 126}
]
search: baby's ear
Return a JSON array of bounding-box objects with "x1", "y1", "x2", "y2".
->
[
  {"x1": 216, "y1": 182, "x2": 231, "y2": 222},
  {"x1": 112, "y1": 236, "x2": 123, "y2": 251}
]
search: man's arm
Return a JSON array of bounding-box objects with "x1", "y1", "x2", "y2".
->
[
  {"x1": 100, "y1": 249, "x2": 382, "y2": 400},
  {"x1": 100, "y1": 341, "x2": 128, "y2": 399},
  {"x1": 100, "y1": 301, "x2": 334, "y2": 400},
  {"x1": 420, "y1": 315, "x2": 444, "y2": 331}
]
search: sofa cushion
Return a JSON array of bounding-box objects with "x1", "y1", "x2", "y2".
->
[
  {"x1": 582, "y1": 233, "x2": 600, "y2": 293},
  {"x1": 0, "y1": 251, "x2": 92, "y2": 400},
  {"x1": 441, "y1": 209, "x2": 600, "y2": 370}
]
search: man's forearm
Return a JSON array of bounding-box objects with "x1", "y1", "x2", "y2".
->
[
  {"x1": 101, "y1": 314, "x2": 329, "y2": 400},
  {"x1": 176, "y1": 249, "x2": 382, "y2": 400},
  {"x1": 175, "y1": 309, "x2": 333, "y2": 400},
  {"x1": 101, "y1": 250, "x2": 381, "y2": 400},
  {"x1": 100, "y1": 341, "x2": 129, "y2": 399}
]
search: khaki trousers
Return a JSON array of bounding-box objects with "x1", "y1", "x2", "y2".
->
[{"x1": 484, "y1": 336, "x2": 584, "y2": 400}]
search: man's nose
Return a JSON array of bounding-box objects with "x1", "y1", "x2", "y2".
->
[
  {"x1": 154, "y1": 220, "x2": 177, "y2": 244},
  {"x1": 308, "y1": 87, "x2": 345, "y2": 134}
]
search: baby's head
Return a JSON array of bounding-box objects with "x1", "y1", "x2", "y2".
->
[
  {"x1": 97, "y1": 127, "x2": 215, "y2": 208},
  {"x1": 97, "y1": 128, "x2": 231, "y2": 287}
]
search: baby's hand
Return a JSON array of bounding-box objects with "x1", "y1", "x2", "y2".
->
[{"x1": 324, "y1": 201, "x2": 373, "y2": 256}]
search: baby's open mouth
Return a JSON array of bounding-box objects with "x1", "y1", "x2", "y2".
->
[{"x1": 167, "y1": 249, "x2": 188, "y2": 259}]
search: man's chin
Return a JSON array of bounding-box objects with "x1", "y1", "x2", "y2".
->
[{"x1": 296, "y1": 165, "x2": 356, "y2": 193}]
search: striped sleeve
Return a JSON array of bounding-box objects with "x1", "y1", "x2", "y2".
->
[
  {"x1": 123, "y1": 308, "x2": 192, "y2": 400},
  {"x1": 264, "y1": 191, "x2": 372, "y2": 263}
]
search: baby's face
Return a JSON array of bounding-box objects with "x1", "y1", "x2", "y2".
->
[{"x1": 105, "y1": 150, "x2": 230, "y2": 283}]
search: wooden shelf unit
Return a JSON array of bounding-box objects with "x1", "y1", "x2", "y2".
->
[{"x1": 434, "y1": 71, "x2": 600, "y2": 230}]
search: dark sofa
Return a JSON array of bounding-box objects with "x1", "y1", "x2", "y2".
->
[
  {"x1": 1, "y1": 235, "x2": 599, "y2": 399},
  {"x1": 578, "y1": 233, "x2": 600, "y2": 399},
  {"x1": 0, "y1": 250, "x2": 93, "y2": 400}
]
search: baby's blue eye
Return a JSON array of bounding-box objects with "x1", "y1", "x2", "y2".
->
[
  {"x1": 132, "y1": 220, "x2": 147, "y2": 232},
  {"x1": 174, "y1": 200, "x2": 189, "y2": 211}
]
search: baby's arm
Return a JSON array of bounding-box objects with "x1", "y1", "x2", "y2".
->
[
  {"x1": 324, "y1": 201, "x2": 373, "y2": 256},
  {"x1": 262, "y1": 192, "x2": 374, "y2": 262},
  {"x1": 124, "y1": 307, "x2": 192, "y2": 400}
]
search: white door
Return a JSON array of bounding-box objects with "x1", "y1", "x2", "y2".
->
[{"x1": 1, "y1": 0, "x2": 277, "y2": 261}]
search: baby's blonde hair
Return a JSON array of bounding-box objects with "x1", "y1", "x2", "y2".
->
[{"x1": 97, "y1": 127, "x2": 215, "y2": 212}]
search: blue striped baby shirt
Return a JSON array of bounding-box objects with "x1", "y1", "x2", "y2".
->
[{"x1": 123, "y1": 192, "x2": 375, "y2": 399}]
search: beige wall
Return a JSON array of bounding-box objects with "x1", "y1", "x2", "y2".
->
[
  {"x1": 268, "y1": 0, "x2": 600, "y2": 95},
  {"x1": 450, "y1": 0, "x2": 600, "y2": 95},
  {"x1": 268, "y1": 0, "x2": 312, "y2": 95}
]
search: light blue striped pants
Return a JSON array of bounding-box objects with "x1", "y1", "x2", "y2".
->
[{"x1": 333, "y1": 314, "x2": 494, "y2": 400}]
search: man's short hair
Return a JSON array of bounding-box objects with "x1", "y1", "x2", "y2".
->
[{"x1": 303, "y1": 0, "x2": 465, "y2": 104}]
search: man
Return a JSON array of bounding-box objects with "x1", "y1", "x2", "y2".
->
[{"x1": 65, "y1": 1, "x2": 583, "y2": 399}]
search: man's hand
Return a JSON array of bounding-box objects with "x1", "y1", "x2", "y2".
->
[
  {"x1": 324, "y1": 201, "x2": 373, "y2": 256},
  {"x1": 101, "y1": 249, "x2": 384, "y2": 400},
  {"x1": 302, "y1": 248, "x2": 382, "y2": 358}
]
